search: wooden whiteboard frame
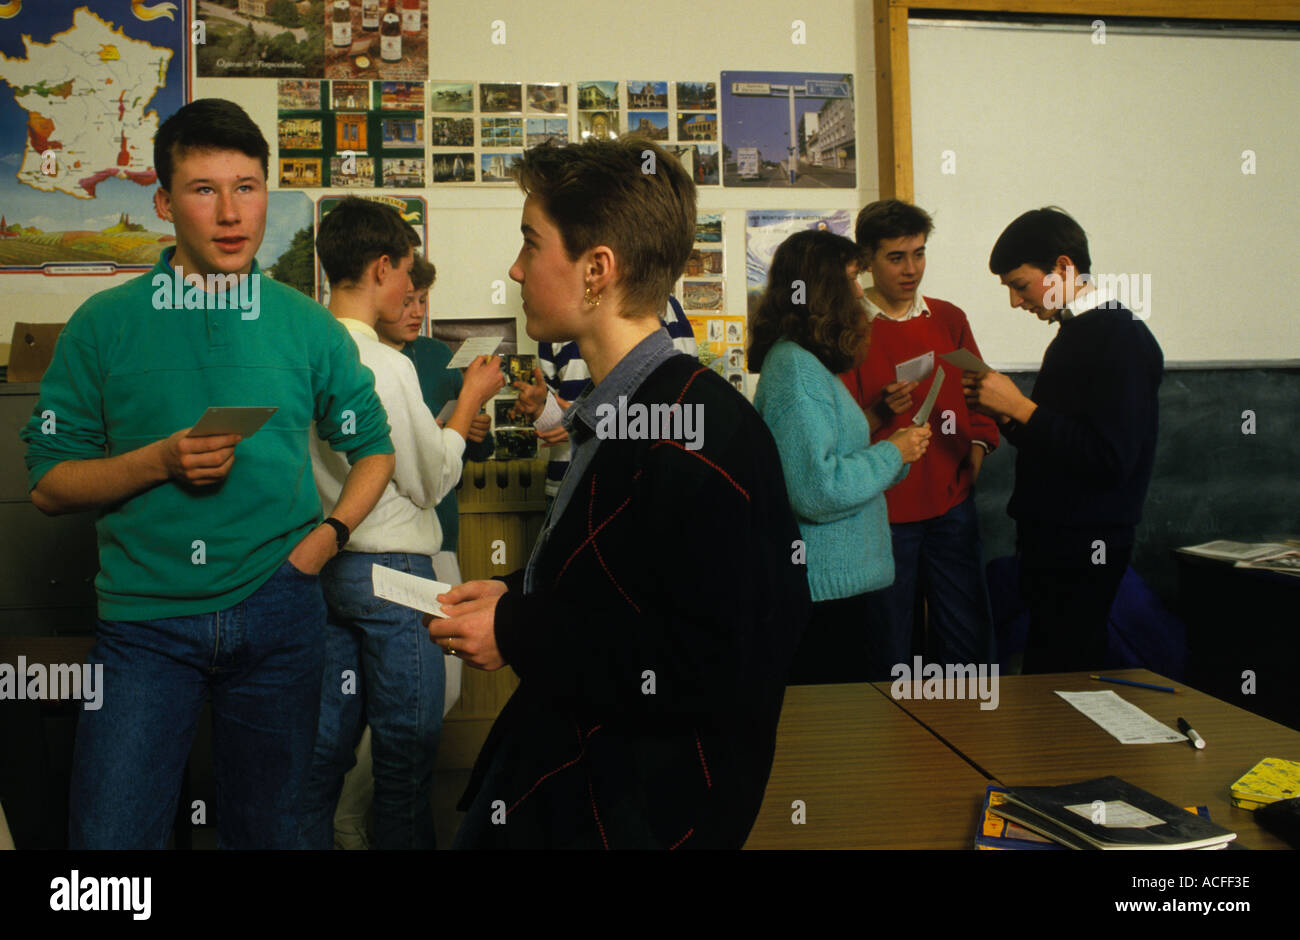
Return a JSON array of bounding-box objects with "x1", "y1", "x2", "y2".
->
[{"x1": 874, "y1": 0, "x2": 1300, "y2": 200}]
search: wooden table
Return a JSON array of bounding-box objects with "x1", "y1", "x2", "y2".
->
[
  {"x1": 745, "y1": 683, "x2": 990, "y2": 849},
  {"x1": 876, "y1": 668, "x2": 1300, "y2": 850}
]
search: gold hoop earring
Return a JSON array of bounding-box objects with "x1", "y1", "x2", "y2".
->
[{"x1": 584, "y1": 286, "x2": 602, "y2": 307}]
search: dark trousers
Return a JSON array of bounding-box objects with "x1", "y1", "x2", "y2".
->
[
  {"x1": 787, "y1": 592, "x2": 895, "y2": 685},
  {"x1": 1019, "y1": 547, "x2": 1131, "y2": 673}
]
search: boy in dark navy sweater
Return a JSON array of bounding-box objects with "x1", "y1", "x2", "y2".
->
[{"x1": 962, "y1": 208, "x2": 1163, "y2": 673}]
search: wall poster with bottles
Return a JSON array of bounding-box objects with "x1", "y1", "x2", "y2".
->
[{"x1": 325, "y1": 0, "x2": 427, "y2": 82}]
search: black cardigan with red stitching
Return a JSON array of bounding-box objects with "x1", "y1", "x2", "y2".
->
[{"x1": 457, "y1": 354, "x2": 811, "y2": 848}]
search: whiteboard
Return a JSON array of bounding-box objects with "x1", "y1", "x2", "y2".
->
[{"x1": 908, "y1": 19, "x2": 1300, "y2": 367}]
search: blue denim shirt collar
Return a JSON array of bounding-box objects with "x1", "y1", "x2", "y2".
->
[{"x1": 564, "y1": 327, "x2": 676, "y2": 442}]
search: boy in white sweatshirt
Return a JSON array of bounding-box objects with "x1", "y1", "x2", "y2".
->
[{"x1": 300, "y1": 197, "x2": 504, "y2": 848}]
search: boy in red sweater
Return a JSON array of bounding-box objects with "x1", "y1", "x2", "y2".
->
[{"x1": 841, "y1": 200, "x2": 1000, "y2": 669}]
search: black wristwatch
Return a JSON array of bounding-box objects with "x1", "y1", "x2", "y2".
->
[{"x1": 321, "y1": 517, "x2": 350, "y2": 551}]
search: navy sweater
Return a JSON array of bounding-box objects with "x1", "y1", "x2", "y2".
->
[{"x1": 1003, "y1": 303, "x2": 1163, "y2": 565}]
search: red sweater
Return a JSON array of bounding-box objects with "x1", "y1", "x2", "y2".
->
[{"x1": 840, "y1": 297, "x2": 1000, "y2": 524}]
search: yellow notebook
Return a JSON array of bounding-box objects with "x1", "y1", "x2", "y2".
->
[{"x1": 1229, "y1": 758, "x2": 1300, "y2": 811}]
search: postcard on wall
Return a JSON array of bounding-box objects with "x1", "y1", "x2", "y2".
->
[
  {"x1": 480, "y1": 152, "x2": 522, "y2": 183},
  {"x1": 628, "y1": 112, "x2": 669, "y2": 141},
  {"x1": 480, "y1": 117, "x2": 523, "y2": 148},
  {"x1": 480, "y1": 82, "x2": 523, "y2": 113},
  {"x1": 682, "y1": 280, "x2": 723, "y2": 311},
  {"x1": 578, "y1": 111, "x2": 619, "y2": 141},
  {"x1": 328, "y1": 154, "x2": 376, "y2": 188},
  {"x1": 577, "y1": 81, "x2": 619, "y2": 111},
  {"x1": 627, "y1": 81, "x2": 667, "y2": 109},
  {"x1": 431, "y1": 152, "x2": 475, "y2": 183},
  {"x1": 676, "y1": 81, "x2": 717, "y2": 111},
  {"x1": 430, "y1": 117, "x2": 474, "y2": 147},
  {"x1": 331, "y1": 80, "x2": 372, "y2": 111},
  {"x1": 721, "y1": 71, "x2": 855, "y2": 188},
  {"x1": 279, "y1": 80, "x2": 323, "y2": 111},
  {"x1": 670, "y1": 144, "x2": 719, "y2": 186},
  {"x1": 279, "y1": 117, "x2": 323, "y2": 152},
  {"x1": 380, "y1": 81, "x2": 425, "y2": 111},
  {"x1": 745, "y1": 209, "x2": 852, "y2": 316},
  {"x1": 527, "y1": 83, "x2": 569, "y2": 114},
  {"x1": 382, "y1": 117, "x2": 424, "y2": 149},
  {"x1": 526, "y1": 118, "x2": 568, "y2": 148},
  {"x1": 431, "y1": 318, "x2": 519, "y2": 357},
  {"x1": 382, "y1": 157, "x2": 424, "y2": 187},
  {"x1": 429, "y1": 81, "x2": 474, "y2": 112},
  {"x1": 279, "y1": 157, "x2": 323, "y2": 189}
]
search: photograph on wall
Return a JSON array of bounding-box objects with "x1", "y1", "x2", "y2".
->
[
  {"x1": 745, "y1": 209, "x2": 852, "y2": 316},
  {"x1": 256, "y1": 190, "x2": 316, "y2": 298},
  {"x1": 196, "y1": 0, "x2": 323, "y2": 78},
  {"x1": 685, "y1": 247, "x2": 723, "y2": 277},
  {"x1": 687, "y1": 312, "x2": 749, "y2": 388},
  {"x1": 480, "y1": 152, "x2": 522, "y2": 183},
  {"x1": 682, "y1": 280, "x2": 723, "y2": 311},
  {"x1": 279, "y1": 116, "x2": 323, "y2": 151},
  {"x1": 280, "y1": 156, "x2": 323, "y2": 188},
  {"x1": 479, "y1": 83, "x2": 522, "y2": 113},
  {"x1": 677, "y1": 112, "x2": 717, "y2": 141},
  {"x1": 429, "y1": 317, "x2": 519, "y2": 358},
  {"x1": 627, "y1": 81, "x2": 667, "y2": 109},
  {"x1": 381, "y1": 157, "x2": 424, "y2": 187},
  {"x1": 380, "y1": 80, "x2": 424, "y2": 111},
  {"x1": 627, "y1": 112, "x2": 669, "y2": 141},
  {"x1": 317, "y1": 193, "x2": 427, "y2": 304},
  {"x1": 480, "y1": 117, "x2": 523, "y2": 148},
  {"x1": 327, "y1": 154, "x2": 374, "y2": 188},
  {"x1": 431, "y1": 152, "x2": 474, "y2": 183},
  {"x1": 325, "y1": 0, "x2": 427, "y2": 82},
  {"x1": 525, "y1": 118, "x2": 568, "y2": 148},
  {"x1": 694, "y1": 144, "x2": 720, "y2": 185},
  {"x1": 676, "y1": 81, "x2": 717, "y2": 111},
  {"x1": 694, "y1": 212, "x2": 723, "y2": 243},
  {"x1": 279, "y1": 79, "x2": 323, "y2": 110},
  {"x1": 381, "y1": 117, "x2": 424, "y2": 148},
  {"x1": 331, "y1": 80, "x2": 371, "y2": 111},
  {"x1": 0, "y1": 2, "x2": 189, "y2": 275},
  {"x1": 577, "y1": 111, "x2": 618, "y2": 141},
  {"x1": 429, "y1": 81, "x2": 474, "y2": 112},
  {"x1": 577, "y1": 81, "x2": 618, "y2": 111},
  {"x1": 721, "y1": 70, "x2": 855, "y2": 188},
  {"x1": 334, "y1": 112, "x2": 369, "y2": 151},
  {"x1": 429, "y1": 117, "x2": 473, "y2": 147},
  {"x1": 526, "y1": 83, "x2": 568, "y2": 114}
]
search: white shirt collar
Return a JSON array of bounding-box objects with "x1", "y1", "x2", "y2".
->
[
  {"x1": 338, "y1": 317, "x2": 379, "y2": 341},
  {"x1": 1063, "y1": 281, "x2": 1113, "y2": 319},
  {"x1": 863, "y1": 292, "x2": 930, "y2": 322}
]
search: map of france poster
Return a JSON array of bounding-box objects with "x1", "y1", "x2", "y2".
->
[{"x1": 0, "y1": 2, "x2": 189, "y2": 276}]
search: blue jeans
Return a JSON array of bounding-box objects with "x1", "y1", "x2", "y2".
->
[
  {"x1": 298, "y1": 551, "x2": 445, "y2": 850},
  {"x1": 869, "y1": 494, "x2": 996, "y2": 668},
  {"x1": 69, "y1": 559, "x2": 326, "y2": 849}
]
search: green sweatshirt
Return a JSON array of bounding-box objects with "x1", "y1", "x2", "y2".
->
[{"x1": 21, "y1": 248, "x2": 394, "y2": 622}]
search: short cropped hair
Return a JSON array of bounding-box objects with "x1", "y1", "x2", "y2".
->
[
  {"x1": 154, "y1": 98, "x2": 269, "y2": 192},
  {"x1": 748, "y1": 229, "x2": 867, "y2": 375},
  {"x1": 409, "y1": 251, "x2": 436, "y2": 292},
  {"x1": 989, "y1": 207, "x2": 1092, "y2": 276},
  {"x1": 512, "y1": 138, "x2": 696, "y2": 315},
  {"x1": 855, "y1": 199, "x2": 934, "y2": 258},
  {"x1": 316, "y1": 196, "x2": 420, "y2": 287}
]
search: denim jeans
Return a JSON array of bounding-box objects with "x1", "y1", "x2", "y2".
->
[
  {"x1": 68, "y1": 559, "x2": 327, "y2": 849},
  {"x1": 868, "y1": 494, "x2": 997, "y2": 669},
  {"x1": 298, "y1": 551, "x2": 444, "y2": 850}
]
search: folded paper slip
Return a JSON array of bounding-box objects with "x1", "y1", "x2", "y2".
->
[
  {"x1": 1230, "y1": 758, "x2": 1300, "y2": 811},
  {"x1": 991, "y1": 776, "x2": 1236, "y2": 850}
]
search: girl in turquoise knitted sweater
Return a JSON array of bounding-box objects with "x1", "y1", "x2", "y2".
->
[{"x1": 752, "y1": 230, "x2": 931, "y2": 683}]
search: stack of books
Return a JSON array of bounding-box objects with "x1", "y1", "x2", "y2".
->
[
  {"x1": 1229, "y1": 758, "x2": 1300, "y2": 811},
  {"x1": 983, "y1": 777, "x2": 1236, "y2": 850}
]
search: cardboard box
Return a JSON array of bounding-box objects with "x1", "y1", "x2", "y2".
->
[{"x1": 6, "y1": 322, "x2": 64, "y2": 383}]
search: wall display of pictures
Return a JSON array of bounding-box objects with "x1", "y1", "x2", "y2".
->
[
  {"x1": 680, "y1": 211, "x2": 737, "y2": 386},
  {"x1": 744, "y1": 210, "x2": 852, "y2": 318},
  {"x1": 324, "y1": 0, "x2": 428, "y2": 82},
  {"x1": 491, "y1": 353, "x2": 539, "y2": 461},
  {"x1": 195, "y1": 0, "x2": 321, "y2": 78},
  {"x1": 721, "y1": 71, "x2": 856, "y2": 188},
  {"x1": 429, "y1": 80, "x2": 567, "y2": 184},
  {"x1": 278, "y1": 79, "x2": 425, "y2": 189},
  {"x1": 315, "y1": 194, "x2": 428, "y2": 305}
]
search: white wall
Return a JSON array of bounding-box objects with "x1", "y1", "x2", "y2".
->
[
  {"x1": 2, "y1": 0, "x2": 877, "y2": 360},
  {"x1": 910, "y1": 19, "x2": 1300, "y2": 367}
]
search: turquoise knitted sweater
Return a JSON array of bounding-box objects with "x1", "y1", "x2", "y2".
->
[{"x1": 753, "y1": 339, "x2": 906, "y2": 602}]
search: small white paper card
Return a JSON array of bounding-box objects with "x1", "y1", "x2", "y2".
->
[
  {"x1": 435, "y1": 399, "x2": 457, "y2": 423},
  {"x1": 1065, "y1": 801, "x2": 1164, "y2": 829},
  {"x1": 372, "y1": 564, "x2": 452, "y2": 619},
  {"x1": 912, "y1": 367, "x2": 945, "y2": 426},
  {"x1": 188, "y1": 406, "x2": 278, "y2": 438},
  {"x1": 446, "y1": 337, "x2": 503, "y2": 368},
  {"x1": 1055, "y1": 690, "x2": 1186, "y2": 744},
  {"x1": 895, "y1": 351, "x2": 934, "y2": 385},
  {"x1": 940, "y1": 348, "x2": 992, "y2": 373}
]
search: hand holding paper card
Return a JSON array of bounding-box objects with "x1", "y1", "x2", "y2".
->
[
  {"x1": 188, "y1": 406, "x2": 278, "y2": 438},
  {"x1": 895, "y1": 351, "x2": 934, "y2": 385},
  {"x1": 940, "y1": 348, "x2": 991, "y2": 374},
  {"x1": 446, "y1": 337, "x2": 503, "y2": 368},
  {"x1": 912, "y1": 367, "x2": 945, "y2": 426},
  {"x1": 372, "y1": 564, "x2": 452, "y2": 619}
]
